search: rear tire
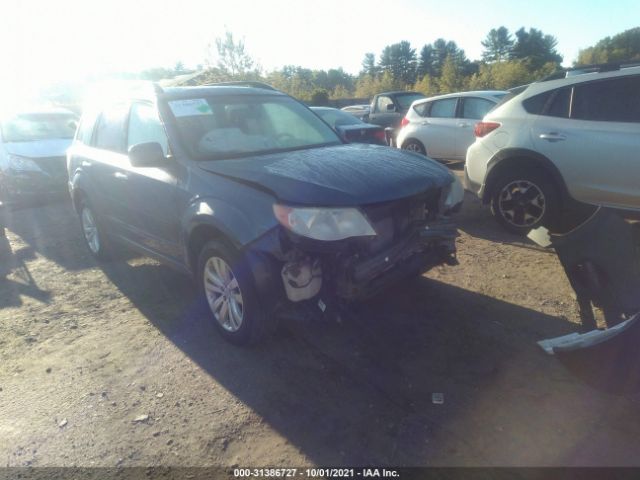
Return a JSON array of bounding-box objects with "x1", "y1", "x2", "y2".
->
[
  {"x1": 490, "y1": 168, "x2": 560, "y2": 236},
  {"x1": 197, "y1": 240, "x2": 268, "y2": 346},
  {"x1": 401, "y1": 139, "x2": 426, "y2": 156}
]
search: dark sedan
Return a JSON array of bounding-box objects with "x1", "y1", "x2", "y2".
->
[{"x1": 311, "y1": 107, "x2": 387, "y2": 145}]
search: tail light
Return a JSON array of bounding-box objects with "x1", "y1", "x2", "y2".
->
[
  {"x1": 400, "y1": 116, "x2": 410, "y2": 128},
  {"x1": 474, "y1": 121, "x2": 501, "y2": 137},
  {"x1": 373, "y1": 130, "x2": 386, "y2": 142}
]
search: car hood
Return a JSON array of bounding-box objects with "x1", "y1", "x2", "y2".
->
[
  {"x1": 3, "y1": 139, "x2": 72, "y2": 158},
  {"x1": 197, "y1": 144, "x2": 453, "y2": 206}
]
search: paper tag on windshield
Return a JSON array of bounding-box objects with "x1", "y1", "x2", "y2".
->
[{"x1": 168, "y1": 99, "x2": 212, "y2": 117}]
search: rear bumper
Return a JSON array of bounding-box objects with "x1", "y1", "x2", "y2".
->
[{"x1": 463, "y1": 165, "x2": 483, "y2": 197}]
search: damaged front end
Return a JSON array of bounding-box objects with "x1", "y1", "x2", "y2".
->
[{"x1": 249, "y1": 186, "x2": 460, "y2": 319}]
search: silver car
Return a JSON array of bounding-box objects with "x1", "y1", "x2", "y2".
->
[{"x1": 396, "y1": 90, "x2": 507, "y2": 161}]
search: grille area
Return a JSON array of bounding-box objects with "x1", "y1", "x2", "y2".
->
[{"x1": 362, "y1": 189, "x2": 441, "y2": 252}]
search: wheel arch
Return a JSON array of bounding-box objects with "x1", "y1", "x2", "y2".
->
[
  {"x1": 482, "y1": 149, "x2": 570, "y2": 205},
  {"x1": 181, "y1": 198, "x2": 277, "y2": 274},
  {"x1": 401, "y1": 137, "x2": 427, "y2": 153}
]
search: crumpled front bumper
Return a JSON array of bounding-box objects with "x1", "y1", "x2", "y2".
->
[{"x1": 333, "y1": 216, "x2": 458, "y2": 301}]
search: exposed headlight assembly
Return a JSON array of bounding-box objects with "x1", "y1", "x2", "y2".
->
[
  {"x1": 7, "y1": 154, "x2": 42, "y2": 173},
  {"x1": 273, "y1": 204, "x2": 376, "y2": 241},
  {"x1": 441, "y1": 174, "x2": 464, "y2": 212}
]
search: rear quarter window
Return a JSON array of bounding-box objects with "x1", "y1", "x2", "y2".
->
[{"x1": 413, "y1": 102, "x2": 429, "y2": 117}]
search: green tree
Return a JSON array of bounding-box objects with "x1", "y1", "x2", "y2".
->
[
  {"x1": 361, "y1": 53, "x2": 378, "y2": 77},
  {"x1": 511, "y1": 27, "x2": 562, "y2": 70},
  {"x1": 310, "y1": 88, "x2": 330, "y2": 106},
  {"x1": 413, "y1": 74, "x2": 437, "y2": 96},
  {"x1": 378, "y1": 41, "x2": 418, "y2": 86},
  {"x1": 417, "y1": 44, "x2": 435, "y2": 78},
  {"x1": 438, "y1": 55, "x2": 464, "y2": 93},
  {"x1": 210, "y1": 30, "x2": 260, "y2": 80},
  {"x1": 481, "y1": 27, "x2": 514, "y2": 63},
  {"x1": 576, "y1": 27, "x2": 640, "y2": 66}
]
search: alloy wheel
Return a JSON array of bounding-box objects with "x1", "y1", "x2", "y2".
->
[
  {"x1": 81, "y1": 207, "x2": 100, "y2": 254},
  {"x1": 203, "y1": 256, "x2": 244, "y2": 332},
  {"x1": 498, "y1": 180, "x2": 546, "y2": 228}
]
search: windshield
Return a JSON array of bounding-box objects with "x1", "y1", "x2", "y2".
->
[
  {"x1": 166, "y1": 95, "x2": 341, "y2": 160},
  {"x1": 1, "y1": 113, "x2": 77, "y2": 142},
  {"x1": 315, "y1": 108, "x2": 364, "y2": 127},
  {"x1": 396, "y1": 93, "x2": 426, "y2": 109}
]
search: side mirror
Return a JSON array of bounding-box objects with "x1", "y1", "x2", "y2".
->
[
  {"x1": 128, "y1": 142, "x2": 166, "y2": 167},
  {"x1": 386, "y1": 104, "x2": 396, "y2": 112}
]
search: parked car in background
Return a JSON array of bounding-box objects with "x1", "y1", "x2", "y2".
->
[
  {"x1": 367, "y1": 91, "x2": 426, "y2": 143},
  {"x1": 0, "y1": 108, "x2": 78, "y2": 206},
  {"x1": 311, "y1": 107, "x2": 386, "y2": 145},
  {"x1": 465, "y1": 63, "x2": 640, "y2": 235},
  {"x1": 340, "y1": 104, "x2": 370, "y2": 121},
  {"x1": 396, "y1": 91, "x2": 507, "y2": 160},
  {"x1": 68, "y1": 83, "x2": 463, "y2": 345}
]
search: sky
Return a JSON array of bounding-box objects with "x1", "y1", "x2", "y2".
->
[{"x1": 1, "y1": 0, "x2": 638, "y2": 102}]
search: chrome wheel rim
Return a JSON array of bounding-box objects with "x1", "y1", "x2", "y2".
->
[
  {"x1": 204, "y1": 256, "x2": 244, "y2": 332},
  {"x1": 81, "y1": 207, "x2": 100, "y2": 254},
  {"x1": 404, "y1": 142, "x2": 423, "y2": 154},
  {"x1": 498, "y1": 180, "x2": 546, "y2": 228}
]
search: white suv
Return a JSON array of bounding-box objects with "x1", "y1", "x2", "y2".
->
[{"x1": 465, "y1": 64, "x2": 640, "y2": 234}]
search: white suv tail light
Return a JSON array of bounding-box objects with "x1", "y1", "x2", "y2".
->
[{"x1": 474, "y1": 121, "x2": 501, "y2": 137}]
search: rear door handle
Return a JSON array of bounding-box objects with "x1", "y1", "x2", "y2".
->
[
  {"x1": 420, "y1": 121, "x2": 430, "y2": 125},
  {"x1": 113, "y1": 172, "x2": 128, "y2": 180},
  {"x1": 458, "y1": 122, "x2": 470, "y2": 127},
  {"x1": 539, "y1": 132, "x2": 567, "y2": 142}
]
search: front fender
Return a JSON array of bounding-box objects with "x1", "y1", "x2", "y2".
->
[{"x1": 181, "y1": 196, "x2": 278, "y2": 251}]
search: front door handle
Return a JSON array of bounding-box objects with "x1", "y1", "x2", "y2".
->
[
  {"x1": 539, "y1": 132, "x2": 567, "y2": 142},
  {"x1": 113, "y1": 172, "x2": 128, "y2": 180}
]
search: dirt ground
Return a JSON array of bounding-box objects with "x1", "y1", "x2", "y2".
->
[{"x1": 1, "y1": 170, "x2": 640, "y2": 468}]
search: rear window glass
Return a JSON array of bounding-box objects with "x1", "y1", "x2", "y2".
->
[
  {"x1": 395, "y1": 93, "x2": 426, "y2": 110},
  {"x1": 462, "y1": 97, "x2": 495, "y2": 119},
  {"x1": 572, "y1": 76, "x2": 640, "y2": 123},
  {"x1": 429, "y1": 98, "x2": 457, "y2": 118}
]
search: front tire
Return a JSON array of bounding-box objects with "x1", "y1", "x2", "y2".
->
[
  {"x1": 197, "y1": 240, "x2": 268, "y2": 346},
  {"x1": 79, "y1": 199, "x2": 112, "y2": 260},
  {"x1": 490, "y1": 168, "x2": 560, "y2": 236},
  {"x1": 402, "y1": 139, "x2": 426, "y2": 156}
]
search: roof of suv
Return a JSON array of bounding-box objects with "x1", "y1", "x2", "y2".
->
[
  {"x1": 524, "y1": 65, "x2": 640, "y2": 97},
  {"x1": 160, "y1": 85, "x2": 287, "y2": 100}
]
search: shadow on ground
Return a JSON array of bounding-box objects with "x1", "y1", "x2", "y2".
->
[{"x1": 99, "y1": 257, "x2": 578, "y2": 466}]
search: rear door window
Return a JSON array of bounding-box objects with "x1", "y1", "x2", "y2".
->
[
  {"x1": 428, "y1": 98, "x2": 457, "y2": 118},
  {"x1": 572, "y1": 76, "x2": 640, "y2": 123},
  {"x1": 92, "y1": 105, "x2": 128, "y2": 153},
  {"x1": 461, "y1": 97, "x2": 495, "y2": 119}
]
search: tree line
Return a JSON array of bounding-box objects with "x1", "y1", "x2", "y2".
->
[{"x1": 158, "y1": 27, "x2": 640, "y2": 102}]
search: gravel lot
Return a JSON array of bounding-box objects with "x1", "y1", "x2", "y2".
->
[{"x1": 1, "y1": 170, "x2": 640, "y2": 468}]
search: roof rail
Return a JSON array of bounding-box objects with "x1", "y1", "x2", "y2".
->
[
  {"x1": 540, "y1": 60, "x2": 640, "y2": 82},
  {"x1": 204, "y1": 81, "x2": 278, "y2": 91}
]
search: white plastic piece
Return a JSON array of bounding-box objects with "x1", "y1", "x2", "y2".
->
[{"x1": 281, "y1": 257, "x2": 322, "y2": 302}]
